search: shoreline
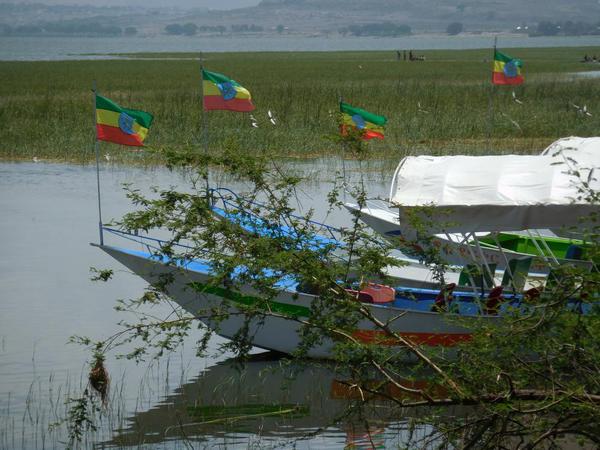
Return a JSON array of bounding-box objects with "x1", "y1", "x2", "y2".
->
[{"x1": 1, "y1": 34, "x2": 600, "y2": 62}]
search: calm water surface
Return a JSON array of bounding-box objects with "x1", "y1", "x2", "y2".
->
[
  {"x1": 2, "y1": 34, "x2": 600, "y2": 60},
  {"x1": 1, "y1": 161, "x2": 425, "y2": 449}
]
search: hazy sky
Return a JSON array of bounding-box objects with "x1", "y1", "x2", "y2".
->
[{"x1": 11, "y1": 0, "x2": 262, "y2": 9}]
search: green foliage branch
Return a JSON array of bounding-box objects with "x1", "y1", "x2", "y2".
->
[{"x1": 69, "y1": 134, "x2": 600, "y2": 448}]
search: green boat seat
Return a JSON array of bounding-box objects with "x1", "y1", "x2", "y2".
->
[
  {"x1": 565, "y1": 244, "x2": 583, "y2": 260},
  {"x1": 458, "y1": 263, "x2": 497, "y2": 290},
  {"x1": 501, "y1": 257, "x2": 533, "y2": 292}
]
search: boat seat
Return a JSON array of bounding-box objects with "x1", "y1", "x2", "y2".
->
[
  {"x1": 501, "y1": 257, "x2": 532, "y2": 292},
  {"x1": 565, "y1": 244, "x2": 583, "y2": 260},
  {"x1": 458, "y1": 264, "x2": 497, "y2": 290},
  {"x1": 545, "y1": 265, "x2": 573, "y2": 292}
]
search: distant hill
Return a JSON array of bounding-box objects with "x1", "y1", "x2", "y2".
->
[
  {"x1": 247, "y1": 0, "x2": 600, "y2": 32},
  {"x1": 3, "y1": 0, "x2": 600, "y2": 37}
]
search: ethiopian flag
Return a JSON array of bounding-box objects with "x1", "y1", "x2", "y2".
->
[
  {"x1": 95, "y1": 95, "x2": 153, "y2": 147},
  {"x1": 340, "y1": 102, "x2": 387, "y2": 140},
  {"x1": 492, "y1": 50, "x2": 524, "y2": 85},
  {"x1": 202, "y1": 69, "x2": 255, "y2": 112}
]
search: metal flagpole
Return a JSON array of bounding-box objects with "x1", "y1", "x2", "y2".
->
[
  {"x1": 92, "y1": 80, "x2": 104, "y2": 246},
  {"x1": 487, "y1": 36, "x2": 497, "y2": 151},
  {"x1": 338, "y1": 94, "x2": 347, "y2": 202},
  {"x1": 199, "y1": 53, "x2": 210, "y2": 198}
]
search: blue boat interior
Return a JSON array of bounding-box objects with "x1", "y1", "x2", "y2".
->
[
  {"x1": 210, "y1": 187, "x2": 341, "y2": 251},
  {"x1": 102, "y1": 227, "x2": 593, "y2": 317}
]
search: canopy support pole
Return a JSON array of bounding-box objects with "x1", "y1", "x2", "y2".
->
[
  {"x1": 493, "y1": 232, "x2": 516, "y2": 292},
  {"x1": 526, "y1": 230, "x2": 558, "y2": 267},
  {"x1": 471, "y1": 233, "x2": 497, "y2": 289},
  {"x1": 448, "y1": 232, "x2": 479, "y2": 296},
  {"x1": 199, "y1": 54, "x2": 210, "y2": 199},
  {"x1": 535, "y1": 229, "x2": 560, "y2": 265}
]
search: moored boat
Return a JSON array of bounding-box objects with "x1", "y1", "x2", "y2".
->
[
  {"x1": 345, "y1": 137, "x2": 600, "y2": 289},
  {"x1": 97, "y1": 227, "x2": 507, "y2": 360}
]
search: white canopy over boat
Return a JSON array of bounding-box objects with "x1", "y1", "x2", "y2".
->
[
  {"x1": 540, "y1": 136, "x2": 600, "y2": 165},
  {"x1": 386, "y1": 137, "x2": 599, "y2": 233}
]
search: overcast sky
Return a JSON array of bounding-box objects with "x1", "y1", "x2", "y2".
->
[{"x1": 11, "y1": 0, "x2": 262, "y2": 9}]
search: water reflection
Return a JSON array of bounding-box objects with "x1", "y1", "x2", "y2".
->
[
  {"x1": 106, "y1": 352, "x2": 457, "y2": 449},
  {"x1": 0, "y1": 160, "x2": 389, "y2": 449}
]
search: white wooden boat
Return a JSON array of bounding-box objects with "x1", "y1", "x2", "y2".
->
[
  {"x1": 345, "y1": 137, "x2": 599, "y2": 287},
  {"x1": 94, "y1": 137, "x2": 597, "y2": 360},
  {"x1": 97, "y1": 228, "x2": 503, "y2": 360}
]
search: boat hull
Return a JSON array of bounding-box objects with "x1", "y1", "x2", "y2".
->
[
  {"x1": 100, "y1": 245, "x2": 488, "y2": 360},
  {"x1": 345, "y1": 203, "x2": 591, "y2": 279}
]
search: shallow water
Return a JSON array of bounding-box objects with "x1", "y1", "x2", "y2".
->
[
  {"x1": 0, "y1": 160, "x2": 413, "y2": 449},
  {"x1": 571, "y1": 69, "x2": 600, "y2": 78},
  {"x1": 2, "y1": 34, "x2": 600, "y2": 61}
]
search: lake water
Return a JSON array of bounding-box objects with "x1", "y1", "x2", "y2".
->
[
  {"x1": 2, "y1": 34, "x2": 600, "y2": 60},
  {"x1": 2, "y1": 161, "x2": 428, "y2": 449}
]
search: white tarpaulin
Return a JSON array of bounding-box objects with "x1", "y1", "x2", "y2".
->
[{"x1": 388, "y1": 137, "x2": 599, "y2": 233}]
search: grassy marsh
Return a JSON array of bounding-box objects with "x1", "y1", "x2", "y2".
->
[{"x1": 1, "y1": 47, "x2": 600, "y2": 162}]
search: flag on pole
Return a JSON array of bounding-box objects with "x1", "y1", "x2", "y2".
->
[
  {"x1": 492, "y1": 50, "x2": 524, "y2": 85},
  {"x1": 202, "y1": 69, "x2": 255, "y2": 112},
  {"x1": 340, "y1": 102, "x2": 387, "y2": 140},
  {"x1": 95, "y1": 95, "x2": 153, "y2": 147}
]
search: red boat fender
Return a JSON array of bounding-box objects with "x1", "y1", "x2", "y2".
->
[
  {"x1": 362, "y1": 283, "x2": 395, "y2": 304},
  {"x1": 485, "y1": 286, "x2": 504, "y2": 315},
  {"x1": 345, "y1": 283, "x2": 395, "y2": 304},
  {"x1": 433, "y1": 283, "x2": 456, "y2": 311}
]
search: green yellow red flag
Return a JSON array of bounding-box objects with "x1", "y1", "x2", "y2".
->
[
  {"x1": 492, "y1": 50, "x2": 524, "y2": 85},
  {"x1": 95, "y1": 95, "x2": 153, "y2": 147},
  {"x1": 340, "y1": 102, "x2": 387, "y2": 140},
  {"x1": 202, "y1": 69, "x2": 255, "y2": 112}
]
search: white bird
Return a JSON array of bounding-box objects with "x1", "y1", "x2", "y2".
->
[
  {"x1": 512, "y1": 91, "x2": 523, "y2": 104},
  {"x1": 358, "y1": 65, "x2": 363, "y2": 69},
  {"x1": 571, "y1": 103, "x2": 592, "y2": 116},
  {"x1": 501, "y1": 112, "x2": 521, "y2": 131},
  {"x1": 32, "y1": 156, "x2": 39, "y2": 163},
  {"x1": 268, "y1": 110, "x2": 277, "y2": 125},
  {"x1": 104, "y1": 153, "x2": 111, "y2": 162},
  {"x1": 250, "y1": 114, "x2": 259, "y2": 128},
  {"x1": 417, "y1": 102, "x2": 429, "y2": 114}
]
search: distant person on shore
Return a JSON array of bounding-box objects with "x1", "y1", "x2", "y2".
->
[{"x1": 396, "y1": 50, "x2": 401, "y2": 61}]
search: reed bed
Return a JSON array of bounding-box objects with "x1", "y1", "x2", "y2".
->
[{"x1": 1, "y1": 47, "x2": 599, "y2": 162}]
